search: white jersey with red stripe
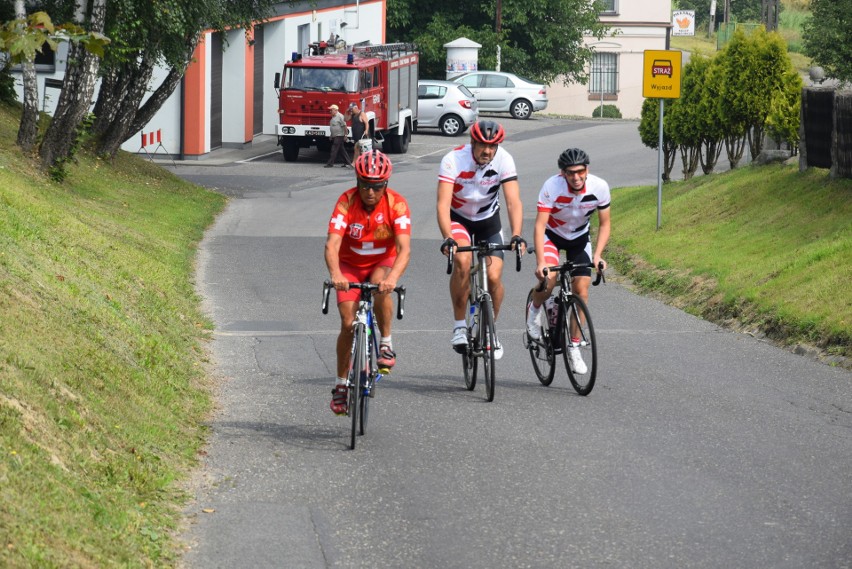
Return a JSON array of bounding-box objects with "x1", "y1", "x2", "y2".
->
[
  {"x1": 537, "y1": 173, "x2": 611, "y2": 241},
  {"x1": 438, "y1": 144, "x2": 518, "y2": 222}
]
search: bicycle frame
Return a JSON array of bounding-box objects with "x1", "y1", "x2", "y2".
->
[
  {"x1": 445, "y1": 240, "x2": 523, "y2": 401},
  {"x1": 322, "y1": 280, "x2": 406, "y2": 448}
]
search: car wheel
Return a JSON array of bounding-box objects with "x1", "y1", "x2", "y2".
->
[
  {"x1": 510, "y1": 99, "x2": 533, "y2": 120},
  {"x1": 439, "y1": 114, "x2": 463, "y2": 136}
]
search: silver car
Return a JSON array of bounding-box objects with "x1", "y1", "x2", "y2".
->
[
  {"x1": 416, "y1": 80, "x2": 479, "y2": 136},
  {"x1": 452, "y1": 71, "x2": 548, "y2": 120}
]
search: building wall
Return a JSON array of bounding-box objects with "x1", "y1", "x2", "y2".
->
[{"x1": 547, "y1": 0, "x2": 673, "y2": 119}]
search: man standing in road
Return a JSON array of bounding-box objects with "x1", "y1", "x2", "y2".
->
[
  {"x1": 346, "y1": 102, "x2": 370, "y2": 161},
  {"x1": 326, "y1": 104, "x2": 352, "y2": 168}
]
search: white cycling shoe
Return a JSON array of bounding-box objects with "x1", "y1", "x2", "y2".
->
[{"x1": 567, "y1": 346, "x2": 587, "y2": 375}]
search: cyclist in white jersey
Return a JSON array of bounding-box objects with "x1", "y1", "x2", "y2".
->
[
  {"x1": 526, "y1": 148, "x2": 611, "y2": 374},
  {"x1": 437, "y1": 120, "x2": 526, "y2": 360}
]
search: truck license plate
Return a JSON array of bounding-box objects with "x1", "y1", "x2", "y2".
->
[{"x1": 305, "y1": 130, "x2": 325, "y2": 136}]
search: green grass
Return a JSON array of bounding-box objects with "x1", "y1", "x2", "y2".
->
[
  {"x1": 610, "y1": 164, "x2": 852, "y2": 361},
  {"x1": 0, "y1": 103, "x2": 226, "y2": 567}
]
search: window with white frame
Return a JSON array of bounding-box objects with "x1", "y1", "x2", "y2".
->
[
  {"x1": 589, "y1": 52, "x2": 618, "y2": 96},
  {"x1": 598, "y1": 0, "x2": 617, "y2": 14}
]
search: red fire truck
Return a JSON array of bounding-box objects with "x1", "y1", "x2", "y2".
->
[{"x1": 273, "y1": 42, "x2": 419, "y2": 162}]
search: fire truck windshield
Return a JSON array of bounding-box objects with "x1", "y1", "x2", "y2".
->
[{"x1": 285, "y1": 67, "x2": 359, "y2": 92}]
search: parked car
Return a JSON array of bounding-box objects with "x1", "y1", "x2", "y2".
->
[
  {"x1": 451, "y1": 71, "x2": 548, "y2": 120},
  {"x1": 416, "y1": 80, "x2": 479, "y2": 136}
]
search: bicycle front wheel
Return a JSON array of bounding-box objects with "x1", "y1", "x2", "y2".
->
[
  {"x1": 560, "y1": 295, "x2": 597, "y2": 396},
  {"x1": 359, "y1": 374, "x2": 369, "y2": 436},
  {"x1": 348, "y1": 325, "x2": 366, "y2": 449},
  {"x1": 480, "y1": 297, "x2": 496, "y2": 402},
  {"x1": 526, "y1": 290, "x2": 555, "y2": 386},
  {"x1": 463, "y1": 298, "x2": 477, "y2": 391}
]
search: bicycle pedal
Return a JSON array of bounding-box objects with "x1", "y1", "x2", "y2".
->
[{"x1": 378, "y1": 366, "x2": 391, "y2": 375}]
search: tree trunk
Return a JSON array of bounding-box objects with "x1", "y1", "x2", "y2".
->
[
  {"x1": 663, "y1": 139, "x2": 677, "y2": 182},
  {"x1": 724, "y1": 132, "x2": 747, "y2": 169},
  {"x1": 747, "y1": 124, "x2": 765, "y2": 161},
  {"x1": 95, "y1": 55, "x2": 155, "y2": 157},
  {"x1": 95, "y1": 33, "x2": 201, "y2": 158},
  {"x1": 680, "y1": 144, "x2": 701, "y2": 180},
  {"x1": 700, "y1": 137, "x2": 723, "y2": 174},
  {"x1": 92, "y1": 67, "x2": 125, "y2": 136},
  {"x1": 38, "y1": 0, "x2": 107, "y2": 169},
  {"x1": 14, "y1": 0, "x2": 39, "y2": 152}
]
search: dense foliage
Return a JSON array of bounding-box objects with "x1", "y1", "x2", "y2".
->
[
  {"x1": 640, "y1": 27, "x2": 800, "y2": 178},
  {"x1": 802, "y1": 0, "x2": 852, "y2": 85},
  {"x1": 387, "y1": 0, "x2": 608, "y2": 84}
]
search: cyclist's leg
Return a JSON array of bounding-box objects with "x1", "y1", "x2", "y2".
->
[
  {"x1": 369, "y1": 261, "x2": 397, "y2": 369},
  {"x1": 565, "y1": 239, "x2": 594, "y2": 338},
  {"x1": 331, "y1": 261, "x2": 367, "y2": 414},
  {"x1": 449, "y1": 222, "x2": 472, "y2": 321}
]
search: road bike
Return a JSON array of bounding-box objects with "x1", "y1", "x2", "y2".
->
[
  {"x1": 445, "y1": 241, "x2": 523, "y2": 402},
  {"x1": 322, "y1": 280, "x2": 406, "y2": 449},
  {"x1": 522, "y1": 252, "x2": 604, "y2": 396}
]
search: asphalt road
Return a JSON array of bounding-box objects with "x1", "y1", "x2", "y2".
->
[{"x1": 171, "y1": 116, "x2": 851, "y2": 568}]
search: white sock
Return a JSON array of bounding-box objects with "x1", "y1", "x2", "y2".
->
[
  {"x1": 335, "y1": 376, "x2": 347, "y2": 386},
  {"x1": 454, "y1": 319, "x2": 466, "y2": 329},
  {"x1": 381, "y1": 336, "x2": 392, "y2": 349}
]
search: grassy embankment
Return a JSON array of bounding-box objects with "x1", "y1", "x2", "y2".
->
[
  {"x1": 0, "y1": 102, "x2": 226, "y2": 567},
  {"x1": 611, "y1": 164, "x2": 851, "y2": 363}
]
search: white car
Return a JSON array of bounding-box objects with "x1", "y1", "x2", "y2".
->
[
  {"x1": 452, "y1": 71, "x2": 548, "y2": 120},
  {"x1": 416, "y1": 80, "x2": 479, "y2": 136}
]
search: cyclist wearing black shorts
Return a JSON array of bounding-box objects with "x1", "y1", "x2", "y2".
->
[
  {"x1": 437, "y1": 120, "x2": 526, "y2": 360},
  {"x1": 526, "y1": 148, "x2": 611, "y2": 374}
]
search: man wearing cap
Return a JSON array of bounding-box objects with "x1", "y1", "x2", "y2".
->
[{"x1": 326, "y1": 104, "x2": 352, "y2": 168}]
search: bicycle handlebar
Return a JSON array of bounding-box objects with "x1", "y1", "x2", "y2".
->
[
  {"x1": 322, "y1": 281, "x2": 407, "y2": 320},
  {"x1": 445, "y1": 241, "x2": 524, "y2": 274},
  {"x1": 527, "y1": 245, "x2": 605, "y2": 291}
]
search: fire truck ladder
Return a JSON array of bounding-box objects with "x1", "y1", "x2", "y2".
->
[{"x1": 353, "y1": 43, "x2": 417, "y2": 57}]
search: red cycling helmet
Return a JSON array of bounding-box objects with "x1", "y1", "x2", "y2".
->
[
  {"x1": 355, "y1": 149, "x2": 393, "y2": 182},
  {"x1": 470, "y1": 120, "x2": 505, "y2": 145}
]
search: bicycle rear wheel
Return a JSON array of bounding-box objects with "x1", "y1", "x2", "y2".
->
[
  {"x1": 526, "y1": 290, "x2": 555, "y2": 386},
  {"x1": 348, "y1": 325, "x2": 366, "y2": 449},
  {"x1": 560, "y1": 295, "x2": 597, "y2": 396},
  {"x1": 480, "y1": 297, "x2": 496, "y2": 402}
]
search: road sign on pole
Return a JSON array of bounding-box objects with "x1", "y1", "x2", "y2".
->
[{"x1": 643, "y1": 50, "x2": 683, "y2": 230}]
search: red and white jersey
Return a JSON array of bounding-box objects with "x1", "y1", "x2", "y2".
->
[
  {"x1": 328, "y1": 187, "x2": 412, "y2": 268},
  {"x1": 537, "y1": 173, "x2": 611, "y2": 241},
  {"x1": 438, "y1": 144, "x2": 518, "y2": 222}
]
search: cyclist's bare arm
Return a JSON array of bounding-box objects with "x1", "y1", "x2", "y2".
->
[
  {"x1": 324, "y1": 233, "x2": 349, "y2": 290},
  {"x1": 594, "y1": 206, "x2": 611, "y2": 271},
  {"x1": 379, "y1": 233, "x2": 411, "y2": 293},
  {"x1": 501, "y1": 179, "x2": 525, "y2": 252},
  {"x1": 436, "y1": 180, "x2": 456, "y2": 247},
  {"x1": 532, "y1": 210, "x2": 551, "y2": 281}
]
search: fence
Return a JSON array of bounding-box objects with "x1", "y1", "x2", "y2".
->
[
  {"x1": 800, "y1": 87, "x2": 852, "y2": 179},
  {"x1": 716, "y1": 23, "x2": 762, "y2": 50}
]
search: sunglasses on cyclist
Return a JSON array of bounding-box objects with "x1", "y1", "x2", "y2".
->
[
  {"x1": 562, "y1": 167, "x2": 587, "y2": 177},
  {"x1": 358, "y1": 181, "x2": 387, "y2": 193}
]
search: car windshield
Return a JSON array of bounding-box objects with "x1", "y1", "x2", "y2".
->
[{"x1": 285, "y1": 67, "x2": 359, "y2": 92}]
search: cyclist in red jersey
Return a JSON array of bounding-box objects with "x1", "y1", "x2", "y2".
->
[
  {"x1": 325, "y1": 150, "x2": 412, "y2": 414},
  {"x1": 437, "y1": 120, "x2": 526, "y2": 360}
]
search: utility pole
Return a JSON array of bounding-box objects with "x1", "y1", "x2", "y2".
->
[{"x1": 495, "y1": 0, "x2": 502, "y2": 71}]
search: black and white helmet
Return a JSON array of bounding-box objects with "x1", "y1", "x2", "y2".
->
[{"x1": 557, "y1": 148, "x2": 590, "y2": 169}]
